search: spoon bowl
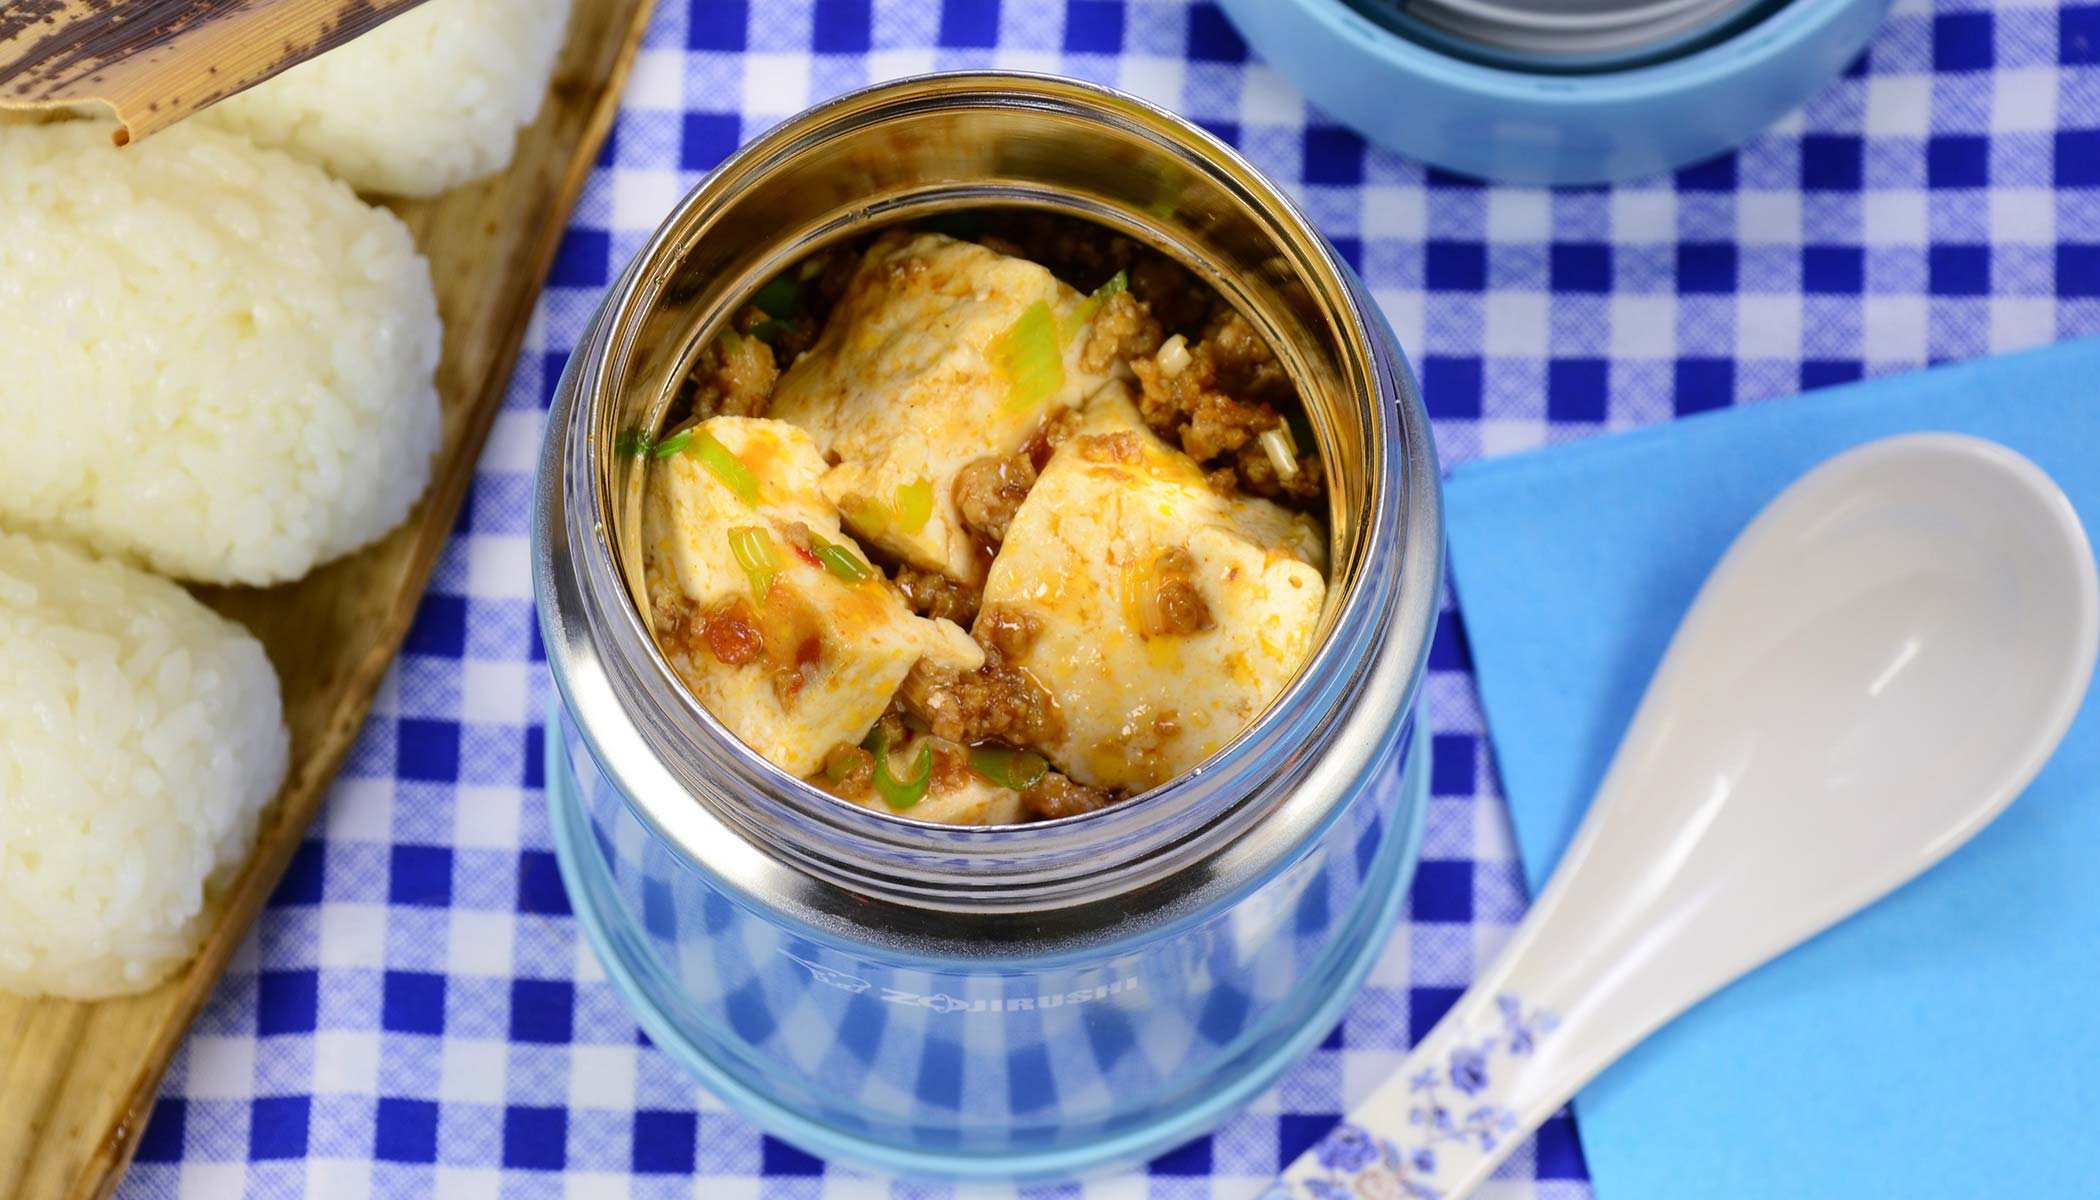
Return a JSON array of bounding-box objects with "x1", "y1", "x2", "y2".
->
[{"x1": 1274, "y1": 434, "x2": 2098, "y2": 1200}]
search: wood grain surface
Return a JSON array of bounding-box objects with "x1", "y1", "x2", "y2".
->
[
  {"x1": 0, "y1": 0, "x2": 432, "y2": 144},
  {"x1": 0, "y1": 2, "x2": 655, "y2": 1195}
]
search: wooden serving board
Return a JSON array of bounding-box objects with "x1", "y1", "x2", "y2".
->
[{"x1": 0, "y1": 2, "x2": 656, "y2": 1195}]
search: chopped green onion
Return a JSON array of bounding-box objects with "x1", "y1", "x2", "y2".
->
[
  {"x1": 1258, "y1": 426, "x2": 1299, "y2": 480},
  {"x1": 992, "y1": 300, "x2": 1065, "y2": 413},
  {"x1": 968, "y1": 745, "x2": 1048, "y2": 791},
  {"x1": 1286, "y1": 406, "x2": 1316, "y2": 453},
  {"x1": 1155, "y1": 333, "x2": 1192, "y2": 378},
  {"x1": 1124, "y1": 550, "x2": 1180, "y2": 638},
  {"x1": 844, "y1": 481, "x2": 932, "y2": 539},
  {"x1": 872, "y1": 736, "x2": 933, "y2": 810},
  {"x1": 652, "y1": 429, "x2": 694, "y2": 458},
  {"x1": 966, "y1": 745, "x2": 1005, "y2": 779},
  {"x1": 728, "y1": 526, "x2": 780, "y2": 601},
  {"x1": 749, "y1": 318, "x2": 796, "y2": 343},
  {"x1": 614, "y1": 428, "x2": 653, "y2": 457},
  {"x1": 753, "y1": 276, "x2": 801, "y2": 318},
  {"x1": 808, "y1": 532, "x2": 873, "y2": 582},
  {"x1": 824, "y1": 750, "x2": 863, "y2": 784},
  {"x1": 846, "y1": 495, "x2": 892, "y2": 537},
  {"x1": 718, "y1": 327, "x2": 744, "y2": 352},
  {"x1": 1011, "y1": 751, "x2": 1048, "y2": 790},
  {"x1": 693, "y1": 430, "x2": 760, "y2": 506},
  {"x1": 893, "y1": 478, "x2": 934, "y2": 534},
  {"x1": 1064, "y1": 269, "x2": 1128, "y2": 338}
]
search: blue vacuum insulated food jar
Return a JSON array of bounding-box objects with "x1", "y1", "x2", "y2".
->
[
  {"x1": 1218, "y1": 0, "x2": 1894, "y2": 186},
  {"x1": 533, "y1": 73, "x2": 1443, "y2": 1179}
]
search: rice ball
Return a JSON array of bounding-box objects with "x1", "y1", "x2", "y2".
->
[
  {"x1": 0, "y1": 531, "x2": 289, "y2": 999},
  {"x1": 0, "y1": 119, "x2": 442, "y2": 586},
  {"x1": 201, "y1": 0, "x2": 573, "y2": 197}
]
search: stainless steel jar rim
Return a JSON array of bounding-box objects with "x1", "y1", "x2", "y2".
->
[{"x1": 533, "y1": 72, "x2": 1442, "y2": 939}]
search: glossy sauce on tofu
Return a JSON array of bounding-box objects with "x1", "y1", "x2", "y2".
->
[{"x1": 636, "y1": 214, "x2": 1329, "y2": 824}]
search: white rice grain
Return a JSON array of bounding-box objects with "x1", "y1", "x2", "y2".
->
[
  {"x1": 201, "y1": 0, "x2": 573, "y2": 197},
  {"x1": 0, "y1": 120, "x2": 442, "y2": 586},
  {"x1": 0, "y1": 531, "x2": 288, "y2": 999}
]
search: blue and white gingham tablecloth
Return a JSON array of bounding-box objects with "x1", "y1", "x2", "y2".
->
[{"x1": 121, "y1": 0, "x2": 2099, "y2": 1195}]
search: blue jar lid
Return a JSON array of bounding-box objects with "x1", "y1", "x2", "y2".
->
[{"x1": 1215, "y1": 0, "x2": 1893, "y2": 185}]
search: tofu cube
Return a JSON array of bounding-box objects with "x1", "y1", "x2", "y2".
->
[
  {"x1": 642, "y1": 416, "x2": 982, "y2": 777},
  {"x1": 976, "y1": 385, "x2": 1327, "y2": 792},
  {"x1": 769, "y1": 231, "x2": 1114, "y2": 585}
]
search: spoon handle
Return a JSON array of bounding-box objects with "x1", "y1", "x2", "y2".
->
[
  {"x1": 1265, "y1": 945, "x2": 1578, "y2": 1199},
  {"x1": 1267, "y1": 712, "x2": 1785, "y2": 1200},
  {"x1": 1268, "y1": 706, "x2": 1761, "y2": 1199}
]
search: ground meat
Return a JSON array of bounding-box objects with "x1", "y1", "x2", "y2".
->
[
  {"x1": 746, "y1": 248, "x2": 861, "y2": 366},
  {"x1": 1020, "y1": 406, "x2": 1086, "y2": 472},
  {"x1": 1234, "y1": 435, "x2": 1325, "y2": 503},
  {"x1": 701, "y1": 598, "x2": 764, "y2": 665},
  {"x1": 1080, "y1": 289, "x2": 1164, "y2": 374},
  {"x1": 894, "y1": 564, "x2": 982, "y2": 625},
  {"x1": 1127, "y1": 255, "x2": 1212, "y2": 335},
  {"x1": 953, "y1": 452, "x2": 1037, "y2": 547},
  {"x1": 975, "y1": 604, "x2": 1041, "y2": 659},
  {"x1": 1179, "y1": 393, "x2": 1275, "y2": 464},
  {"x1": 668, "y1": 245, "x2": 861, "y2": 425},
  {"x1": 1020, "y1": 772, "x2": 1119, "y2": 820},
  {"x1": 734, "y1": 305, "x2": 820, "y2": 364},
  {"x1": 649, "y1": 594, "x2": 709, "y2": 696},
  {"x1": 770, "y1": 632, "x2": 823, "y2": 707},
  {"x1": 680, "y1": 327, "x2": 779, "y2": 420},
  {"x1": 1199, "y1": 308, "x2": 1294, "y2": 406},
  {"x1": 974, "y1": 211, "x2": 1141, "y2": 289},
  {"x1": 719, "y1": 247, "x2": 865, "y2": 369},
  {"x1": 1077, "y1": 430, "x2": 1145, "y2": 465},
  {"x1": 777, "y1": 525, "x2": 829, "y2": 572},
  {"x1": 821, "y1": 715, "x2": 975, "y2": 800},
  {"x1": 817, "y1": 744, "x2": 874, "y2": 799},
  {"x1": 972, "y1": 210, "x2": 1218, "y2": 335},
  {"x1": 900, "y1": 656, "x2": 1061, "y2": 747},
  {"x1": 1129, "y1": 332, "x2": 1323, "y2": 504},
  {"x1": 867, "y1": 709, "x2": 908, "y2": 750},
  {"x1": 1151, "y1": 548, "x2": 1214, "y2": 636},
  {"x1": 1133, "y1": 349, "x2": 1270, "y2": 459},
  {"x1": 650, "y1": 589, "x2": 821, "y2": 715},
  {"x1": 929, "y1": 741, "x2": 974, "y2": 794}
]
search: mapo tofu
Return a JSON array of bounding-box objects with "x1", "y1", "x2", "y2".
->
[
  {"x1": 972, "y1": 384, "x2": 1325, "y2": 793},
  {"x1": 638, "y1": 216, "x2": 1334, "y2": 824},
  {"x1": 643, "y1": 416, "x2": 982, "y2": 777},
  {"x1": 770, "y1": 232, "x2": 1115, "y2": 586}
]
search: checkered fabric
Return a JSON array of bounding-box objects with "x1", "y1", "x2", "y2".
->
[{"x1": 121, "y1": 0, "x2": 2096, "y2": 1195}]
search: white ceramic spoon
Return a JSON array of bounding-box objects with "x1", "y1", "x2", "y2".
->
[{"x1": 1270, "y1": 433, "x2": 2099, "y2": 1200}]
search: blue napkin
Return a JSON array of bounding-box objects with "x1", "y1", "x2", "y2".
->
[{"x1": 1443, "y1": 340, "x2": 2100, "y2": 1198}]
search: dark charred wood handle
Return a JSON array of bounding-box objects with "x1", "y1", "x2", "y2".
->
[{"x1": 0, "y1": 0, "x2": 431, "y2": 144}]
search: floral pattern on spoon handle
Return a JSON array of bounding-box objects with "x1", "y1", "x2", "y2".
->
[{"x1": 1266, "y1": 995, "x2": 1559, "y2": 1200}]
